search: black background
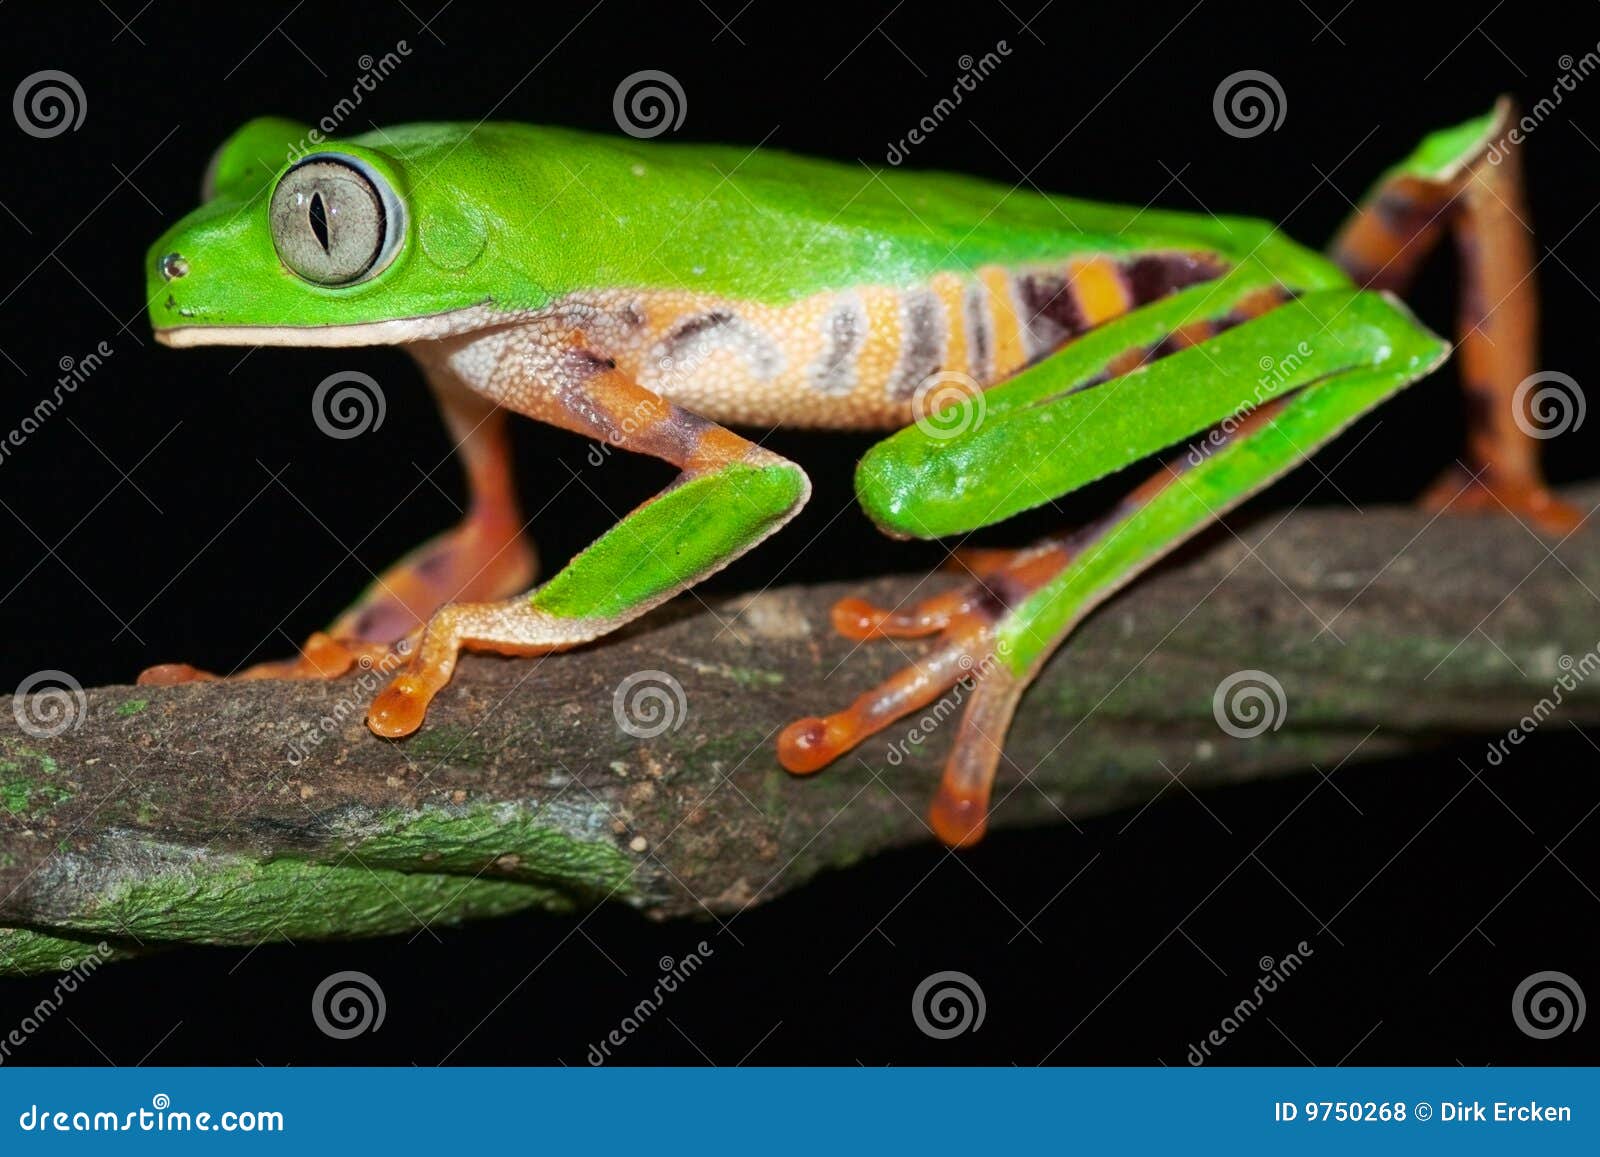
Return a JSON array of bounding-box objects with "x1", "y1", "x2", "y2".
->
[{"x1": 0, "y1": 0, "x2": 1597, "y2": 1065}]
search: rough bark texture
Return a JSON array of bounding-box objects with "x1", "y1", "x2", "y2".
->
[{"x1": 3, "y1": 488, "x2": 1599, "y2": 974}]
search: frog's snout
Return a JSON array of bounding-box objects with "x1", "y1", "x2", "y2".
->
[{"x1": 157, "y1": 252, "x2": 189, "y2": 281}]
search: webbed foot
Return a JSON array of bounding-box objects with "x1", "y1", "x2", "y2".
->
[
  {"x1": 779, "y1": 540, "x2": 1074, "y2": 846},
  {"x1": 1422, "y1": 464, "x2": 1584, "y2": 537}
]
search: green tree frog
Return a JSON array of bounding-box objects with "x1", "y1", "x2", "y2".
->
[{"x1": 141, "y1": 99, "x2": 1571, "y2": 846}]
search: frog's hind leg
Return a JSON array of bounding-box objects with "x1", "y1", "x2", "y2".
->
[
  {"x1": 781, "y1": 457, "x2": 1217, "y2": 845},
  {"x1": 782, "y1": 287, "x2": 1449, "y2": 846},
  {"x1": 138, "y1": 370, "x2": 536, "y2": 686},
  {"x1": 1330, "y1": 97, "x2": 1579, "y2": 534}
]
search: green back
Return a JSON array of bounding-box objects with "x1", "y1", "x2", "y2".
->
[{"x1": 148, "y1": 119, "x2": 1348, "y2": 333}]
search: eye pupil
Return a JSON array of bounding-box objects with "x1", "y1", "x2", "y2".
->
[{"x1": 308, "y1": 192, "x2": 330, "y2": 253}]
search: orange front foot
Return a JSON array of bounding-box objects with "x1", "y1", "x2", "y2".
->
[
  {"x1": 1423, "y1": 465, "x2": 1585, "y2": 537},
  {"x1": 136, "y1": 515, "x2": 532, "y2": 693},
  {"x1": 137, "y1": 632, "x2": 395, "y2": 686},
  {"x1": 364, "y1": 596, "x2": 576, "y2": 740},
  {"x1": 779, "y1": 542, "x2": 1070, "y2": 847}
]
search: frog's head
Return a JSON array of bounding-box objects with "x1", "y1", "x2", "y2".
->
[{"x1": 148, "y1": 118, "x2": 540, "y2": 347}]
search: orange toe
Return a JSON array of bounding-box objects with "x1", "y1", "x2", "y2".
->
[
  {"x1": 830, "y1": 597, "x2": 891, "y2": 641},
  {"x1": 829, "y1": 592, "x2": 969, "y2": 640},
  {"x1": 777, "y1": 714, "x2": 856, "y2": 774},
  {"x1": 929, "y1": 784, "x2": 989, "y2": 849},
  {"x1": 1502, "y1": 487, "x2": 1585, "y2": 537},
  {"x1": 137, "y1": 662, "x2": 218, "y2": 686},
  {"x1": 366, "y1": 677, "x2": 432, "y2": 738}
]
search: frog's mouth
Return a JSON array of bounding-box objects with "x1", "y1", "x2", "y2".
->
[{"x1": 153, "y1": 304, "x2": 513, "y2": 349}]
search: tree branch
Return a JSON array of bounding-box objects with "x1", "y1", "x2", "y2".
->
[{"x1": 4, "y1": 487, "x2": 1599, "y2": 973}]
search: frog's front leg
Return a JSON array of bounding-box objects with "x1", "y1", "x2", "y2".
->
[
  {"x1": 782, "y1": 286, "x2": 1449, "y2": 846},
  {"x1": 326, "y1": 367, "x2": 536, "y2": 645},
  {"x1": 138, "y1": 369, "x2": 536, "y2": 685},
  {"x1": 365, "y1": 340, "x2": 810, "y2": 737},
  {"x1": 1331, "y1": 97, "x2": 1579, "y2": 534}
]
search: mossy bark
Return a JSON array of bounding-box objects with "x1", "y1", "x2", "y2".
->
[{"x1": 3, "y1": 488, "x2": 1599, "y2": 974}]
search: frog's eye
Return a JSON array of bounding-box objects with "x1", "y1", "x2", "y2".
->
[{"x1": 268, "y1": 156, "x2": 403, "y2": 286}]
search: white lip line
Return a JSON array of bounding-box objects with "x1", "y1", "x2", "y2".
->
[{"x1": 153, "y1": 303, "x2": 516, "y2": 348}]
